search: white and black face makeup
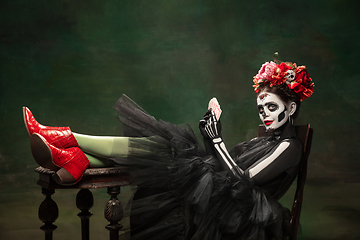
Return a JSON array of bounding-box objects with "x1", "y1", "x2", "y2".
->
[{"x1": 257, "y1": 92, "x2": 296, "y2": 132}]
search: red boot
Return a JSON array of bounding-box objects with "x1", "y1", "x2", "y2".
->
[
  {"x1": 23, "y1": 107, "x2": 78, "y2": 148},
  {"x1": 31, "y1": 133, "x2": 90, "y2": 185}
]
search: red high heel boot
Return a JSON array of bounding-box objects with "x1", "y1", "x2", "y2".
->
[
  {"x1": 31, "y1": 133, "x2": 90, "y2": 185},
  {"x1": 23, "y1": 107, "x2": 78, "y2": 148}
]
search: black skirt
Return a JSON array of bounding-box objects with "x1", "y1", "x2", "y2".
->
[{"x1": 112, "y1": 95, "x2": 290, "y2": 240}]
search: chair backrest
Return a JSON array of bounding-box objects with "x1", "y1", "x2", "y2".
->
[{"x1": 257, "y1": 124, "x2": 313, "y2": 240}]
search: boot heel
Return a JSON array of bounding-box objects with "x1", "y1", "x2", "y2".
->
[
  {"x1": 52, "y1": 168, "x2": 76, "y2": 185},
  {"x1": 31, "y1": 133, "x2": 60, "y2": 171}
]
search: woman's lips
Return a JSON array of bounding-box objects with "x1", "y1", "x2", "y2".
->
[{"x1": 264, "y1": 120, "x2": 273, "y2": 126}]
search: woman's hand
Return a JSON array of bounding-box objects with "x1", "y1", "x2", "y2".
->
[
  {"x1": 199, "y1": 109, "x2": 222, "y2": 139},
  {"x1": 199, "y1": 109, "x2": 243, "y2": 177}
]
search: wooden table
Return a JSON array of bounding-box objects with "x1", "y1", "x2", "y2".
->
[{"x1": 35, "y1": 166, "x2": 130, "y2": 240}]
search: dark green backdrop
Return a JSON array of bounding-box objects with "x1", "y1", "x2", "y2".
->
[{"x1": 1, "y1": 0, "x2": 360, "y2": 239}]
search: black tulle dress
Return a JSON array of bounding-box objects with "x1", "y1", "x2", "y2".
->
[{"x1": 112, "y1": 95, "x2": 302, "y2": 240}]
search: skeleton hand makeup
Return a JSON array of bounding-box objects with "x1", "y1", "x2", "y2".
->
[
  {"x1": 199, "y1": 110, "x2": 243, "y2": 177},
  {"x1": 257, "y1": 92, "x2": 296, "y2": 132}
]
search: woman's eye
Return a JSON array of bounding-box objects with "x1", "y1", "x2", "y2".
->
[
  {"x1": 258, "y1": 107, "x2": 264, "y2": 114},
  {"x1": 268, "y1": 104, "x2": 278, "y2": 111}
]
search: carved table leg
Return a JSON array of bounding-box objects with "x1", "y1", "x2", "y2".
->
[
  {"x1": 104, "y1": 186, "x2": 123, "y2": 240},
  {"x1": 76, "y1": 189, "x2": 94, "y2": 240},
  {"x1": 38, "y1": 187, "x2": 58, "y2": 240}
]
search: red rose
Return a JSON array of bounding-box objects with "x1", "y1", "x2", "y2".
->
[
  {"x1": 295, "y1": 69, "x2": 311, "y2": 85},
  {"x1": 288, "y1": 81, "x2": 301, "y2": 90},
  {"x1": 293, "y1": 84, "x2": 306, "y2": 94},
  {"x1": 277, "y1": 63, "x2": 292, "y2": 73}
]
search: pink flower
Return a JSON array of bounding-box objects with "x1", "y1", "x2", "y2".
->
[{"x1": 254, "y1": 61, "x2": 277, "y2": 82}]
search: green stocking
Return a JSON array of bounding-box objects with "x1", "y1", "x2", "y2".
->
[
  {"x1": 74, "y1": 132, "x2": 129, "y2": 159},
  {"x1": 85, "y1": 153, "x2": 115, "y2": 167}
]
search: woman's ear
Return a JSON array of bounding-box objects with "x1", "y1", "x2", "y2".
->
[{"x1": 289, "y1": 102, "x2": 297, "y2": 116}]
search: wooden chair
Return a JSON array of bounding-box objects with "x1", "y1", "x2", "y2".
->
[{"x1": 258, "y1": 124, "x2": 313, "y2": 240}]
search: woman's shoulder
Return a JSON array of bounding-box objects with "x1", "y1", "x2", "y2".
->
[{"x1": 280, "y1": 137, "x2": 303, "y2": 153}]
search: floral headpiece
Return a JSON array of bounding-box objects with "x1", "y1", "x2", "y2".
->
[{"x1": 253, "y1": 54, "x2": 314, "y2": 101}]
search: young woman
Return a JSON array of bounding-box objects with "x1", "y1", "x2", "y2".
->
[{"x1": 24, "y1": 57, "x2": 314, "y2": 239}]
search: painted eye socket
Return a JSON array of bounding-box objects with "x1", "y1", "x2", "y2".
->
[
  {"x1": 268, "y1": 104, "x2": 278, "y2": 112},
  {"x1": 258, "y1": 106, "x2": 264, "y2": 115}
]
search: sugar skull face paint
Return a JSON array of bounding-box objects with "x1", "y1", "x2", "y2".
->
[{"x1": 257, "y1": 92, "x2": 295, "y2": 131}]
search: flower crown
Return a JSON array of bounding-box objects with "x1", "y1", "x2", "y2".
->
[{"x1": 253, "y1": 57, "x2": 314, "y2": 101}]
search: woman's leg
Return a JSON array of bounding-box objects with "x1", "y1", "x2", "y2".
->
[
  {"x1": 24, "y1": 106, "x2": 130, "y2": 160},
  {"x1": 73, "y1": 133, "x2": 130, "y2": 159},
  {"x1": 84, "y1": 153, "x2": 115, "y2": 167}
]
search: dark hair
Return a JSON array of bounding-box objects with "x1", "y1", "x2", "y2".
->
[{"x1": 257, "y1": 83, "x2": 301, "y2": 119}]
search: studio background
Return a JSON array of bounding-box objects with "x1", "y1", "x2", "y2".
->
[{"x1": 1, "y1": 0, "x2": 359, "y2": 239}]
